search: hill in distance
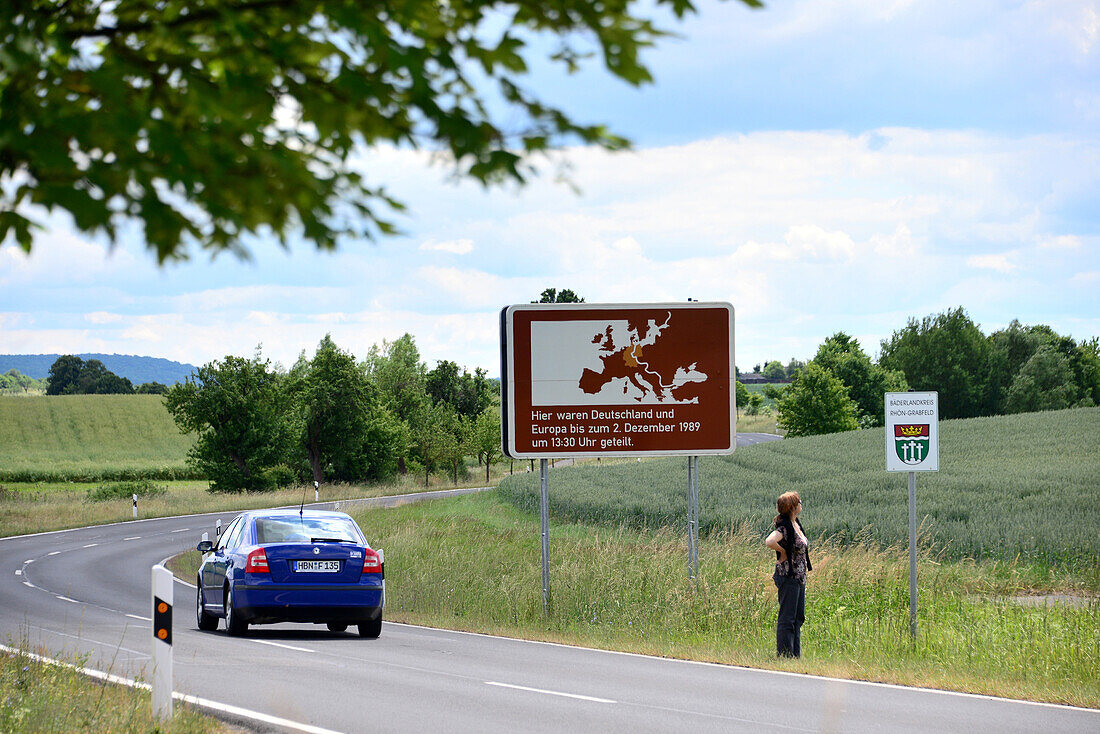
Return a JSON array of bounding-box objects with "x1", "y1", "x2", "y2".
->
[{"x1": 0, "y1": 354, "x2": 198, "y2": 386}]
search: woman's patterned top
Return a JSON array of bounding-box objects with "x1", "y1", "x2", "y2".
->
[{"x1": 774, "y1": 524, "x2": 810, "y2": 583}]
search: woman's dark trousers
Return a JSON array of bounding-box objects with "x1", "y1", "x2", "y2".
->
[{"x1": 775, "y1": 576, "x2": 805, "y2": 657}]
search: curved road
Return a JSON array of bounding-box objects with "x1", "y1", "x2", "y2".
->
[{"x1": 2, "y1": 443, "x2": 1098, "y2": 732}]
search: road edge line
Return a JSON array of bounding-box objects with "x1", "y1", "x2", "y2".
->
[
  {"x1": 0, "y1": 642, "x2": 345, "y2": 734},
  {"x1": 388, "y1": 622, "x2": 1100, "y2": 714}
]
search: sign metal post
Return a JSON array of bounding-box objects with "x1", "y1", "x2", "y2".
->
[
  {"x1": 539, "y1": 459, "x2": 550, "y2": 616},
  {"x1": 885, "y1": 391, "x2": 939, "y2": 640},
  {"x1": 687, "y1": 456, "x2": 699, "y2": 583}
]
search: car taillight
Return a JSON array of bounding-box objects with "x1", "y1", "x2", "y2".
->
[
  {"x1": 362, "y1": 549, "x2": 381, "y2": 574},
  {"x1": 245, "y1": 548, "x2": 269, "y2": 573}
]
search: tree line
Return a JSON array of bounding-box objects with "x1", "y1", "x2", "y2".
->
[
  {"x1": 773, "y1": 307, "x2": 1100, "y2": 437},
  {"x1": 45, "y1": 355, "x2": 168, "y2": 395},
  {"x1": 164, "y1": 335, "x2": 500, "y2": 493},
  {"x1": 0, "y1": 369, "x2": 47, "y2": 394}
]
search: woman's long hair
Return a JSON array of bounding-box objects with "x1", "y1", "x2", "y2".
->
[{"x1": 774, "y1": 491, "x2": 801, "y2": 527}]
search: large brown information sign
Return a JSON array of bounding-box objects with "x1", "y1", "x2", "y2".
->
[{"x1": 500, "y1": 302, "x2": 736, "y2": 458}]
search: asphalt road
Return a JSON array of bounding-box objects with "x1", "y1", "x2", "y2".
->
[{"x1": 3, "y1": 470, "x2": 1098, "y2": 732}]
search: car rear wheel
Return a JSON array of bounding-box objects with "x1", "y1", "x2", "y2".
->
[
  {"x1": 326, "y1": 622, "x2": 348, "y2": 633},
  {"x1": 358, "y1": 616, "x2": 382, "y2": 639},
  {"x1": 196, "y1": 580, "x2": 218, "y2": 631},
  {"x1": 224, "y1": 584, "x2": 248, "y2": 636}
]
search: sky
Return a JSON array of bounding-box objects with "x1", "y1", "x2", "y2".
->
[{"x1": 2, "y1": 0, "x2": 1098, "y2": 375}]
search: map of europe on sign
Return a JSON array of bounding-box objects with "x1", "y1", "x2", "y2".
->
[{"x1": 530, "y1": 313, "x2": 710, "y2": 406}]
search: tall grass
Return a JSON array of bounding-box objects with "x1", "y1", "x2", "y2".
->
[
  {"x1": 0, "y1": 645, "x2": 225, "y2": 733},
  {"x1": 346, "y1": 492, "x2": 1100, "y2": 707},
  {"x1": 0, "y1": 395, "x2": 197, "y2": 482},
  {"x1": 501, "y1": 408, "x2": 1100, "y2": 568}
]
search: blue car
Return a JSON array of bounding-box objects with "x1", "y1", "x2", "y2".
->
[{"x1": 195, "y1": 509, "x2": 385, "y2": 638}]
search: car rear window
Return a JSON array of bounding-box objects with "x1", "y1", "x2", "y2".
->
[{"x1": 254, "y1": 516, "x2": 362, "y2": 545}]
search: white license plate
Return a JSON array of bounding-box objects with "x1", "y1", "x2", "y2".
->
[{"x1": 295, "y1": 560, "x2": 340, "y2": 573}]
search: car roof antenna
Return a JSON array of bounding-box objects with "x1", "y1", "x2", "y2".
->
[{"x1": 300, "y1": 481, "x2": 309, "y2": 519}]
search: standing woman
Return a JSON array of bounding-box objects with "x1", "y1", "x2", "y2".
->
[{"x1": 765, "y1": 491, "x2": 812, "y2": 657}]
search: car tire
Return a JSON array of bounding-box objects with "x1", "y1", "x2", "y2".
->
[
  {"x1": 196, "y1": 579, "x2": 218, "y2": 631},
  {"x1": 224, "y1": 584, "x2": 247, "y2": 636},
  {"x1": 327, "y1": 622, "x2": 348, "y2": 633},
  {"x1": 358, "y1": 616, "x2": 382, "y2": 639}
]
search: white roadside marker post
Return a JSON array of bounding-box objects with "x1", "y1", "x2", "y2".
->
[
  {"x1": 151, "y1": 565, "x2": 173, "y2": 720},
  {"x1": 132, "y1": 493, "x2": 138, "y2": 519}
]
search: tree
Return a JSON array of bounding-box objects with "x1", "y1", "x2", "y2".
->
[
  {"x1": 537, "y1": 288, "x2": 586, "y2": 303},
  {"x1": 812, "y1": 332, "x2": 907, "y2": 426},
  {"x1": 45, "y1": 354, "x2": 134, "y2": 395},
  {"x1": 745, "y1": 391, "x2": 765, "y2": 416},
  {"x1": 469, "y1": 407, "x2": 503, "y2": 483},
  {"x1": 413, "y1": 402, "x2": 466, "y2": 486},
  {"x1": 365, "y1": 334, "x2": 427, "y2": 425},
  {"x1": 1003, "y1": 346, "x2": 1079, "y2": 414},
  {"x1": 762, "y1": 360, "x2": 786, "y2": 381},
  {"x1": 287, "y1": 335, "x2": 403, "y2": 485},
  {"x1": 45, "y1": 355, "x2": 85, "y2": 395},
  {"x1": 426, "y1": 360, "x2": 492, "y2": 418},
  {"x1": 785, "y1": 359, "x2": 805, "y2": 379},
  {"x1": 735, "y1": 380, "x2": 750, "y2": 410},
  {"x1": 1, "y1": 0, "x2": 757, "y2": 262},
  {"x1": 776, "y1": 363, "x2": 859, "y2": 438},
  {"x1": 1077, "y1": 337, "x2": 1100, "y2": 406},
  {"x1": 879, "y1": 307, "x2": 990, "y2": 420},
  {"x1": 762, "y1": 384, "x2": 787, "y2": 402},
  {"x1": 75, "y1": 359, "x2": 134, "y2": 394},
  {"x1": 164, "y1": 353, "x2": 293, "y2": 492},
  {"x1": 136, "y1": 381, "x2": 168, "y2": 394}
]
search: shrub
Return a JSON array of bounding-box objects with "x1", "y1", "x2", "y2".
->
[{"x1": 86, "y1": 479, "x2": 167, "y2": 502}]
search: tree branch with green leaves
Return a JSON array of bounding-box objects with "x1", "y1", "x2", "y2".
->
[{"x1": 1, "y1": 0, "x2": 761, "y2": 263}]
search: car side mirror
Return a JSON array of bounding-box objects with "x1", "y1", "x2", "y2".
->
[{"x1": 197, "y1": 540, "x2": 213, "y2": 553}]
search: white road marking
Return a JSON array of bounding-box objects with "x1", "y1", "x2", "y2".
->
[
  {"x1": 123, "y1": 536, "x2": 142, "y2": 541},
  {"x1": 83, "y1": 543, "x2": 98, "y2": 548},
  {"x1": 56, "y1": 595, "x2": 79, "y2": 604},
  {"x1": 48, "y1": 551, "x2": 61, "y2": 556},
  {"x1": 41, "y1": 631, "x2": 148, "y2": 658},
  {"x1": 14, "y1": 570, "x2": 21, "y2": 576},
  {"x1": 485, "y1": 681, "x2": 615, "y2": 704},
  {"x1": 24, "y1": 559, "x2": 34, "y2": 564},
  {"x1": 397, "y1": 624, "x2": 1097, "y2": 714},
  {"x1": 170, "y1": 527, "x2": 190, "y2": 533},
  {"x1": 22, "y1": 581, "x2": 33, "y2": 588},
  {"x1": 127, "y1": 614, "x2": 151, "y2": 622},
  {"x1": 251, "y1": 639, "x2": 316, "y2": 653}
]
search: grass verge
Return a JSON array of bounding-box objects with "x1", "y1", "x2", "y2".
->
[
  {"x1": 344, "y1": 492, "x2": 1096, "y2": 708},
  {"x1": 0, "y1": 473, "x2": 488, "y2": 539},
  {"x1": 0, "y1": 644, "x2": 230, "y2": 733}
]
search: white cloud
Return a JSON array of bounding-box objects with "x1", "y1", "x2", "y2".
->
[
  {"x1": 85, "y1": 311, "x2": 123, "y2": 324},
  {"x1": 1070, "y1": 271, "x2": 1100, "y2": 285},
  {"x1": 966, "y1": 254, "x2": 1018, "y2": 273},
  {"x1": 419, "y1": 239, "x2": 474, "y2": 255},
  {"x1": 1039, "y1": 235, "x2": 1083, "y2": 250}
]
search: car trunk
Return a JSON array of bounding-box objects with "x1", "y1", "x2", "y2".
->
[{"x1": 262, "y1": 543, "x2": 364, "y2": 584}]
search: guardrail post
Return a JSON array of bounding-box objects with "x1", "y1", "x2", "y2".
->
[{"x1": 151, "y1": 565, "x2": 173, "y2": 720}]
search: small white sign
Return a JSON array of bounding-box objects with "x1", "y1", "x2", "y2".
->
[{"x1": 885, "y1": 392, "x2": 939, "y2": 472}]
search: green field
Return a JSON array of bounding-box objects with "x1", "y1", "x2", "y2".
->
[
  {"x1": 500, "y1": 407, "x2": 1100, "y2": 567},
  {"x1": 0, "y1": 394, "x2": 197, "y2": 482}
]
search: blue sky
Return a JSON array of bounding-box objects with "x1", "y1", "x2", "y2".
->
[{"x1": 2, "y1": 0, "x2": 1098, "y2": 374}]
